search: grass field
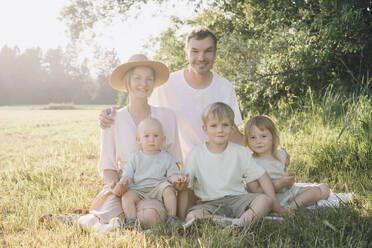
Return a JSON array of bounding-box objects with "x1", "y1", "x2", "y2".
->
[{"x1": 0, "y1": 103, "x2": 371, "y2": 247}]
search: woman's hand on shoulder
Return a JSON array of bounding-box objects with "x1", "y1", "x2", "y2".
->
[{"x1": 99, "y1": 107, "x2": 117, "y2": 129}]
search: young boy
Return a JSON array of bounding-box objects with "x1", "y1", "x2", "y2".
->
[
  {"x1": 112, "y1": 117, "x2": 188, "y2": 228},
  {"x1": 183, "y1": 102, "x2": 288, "y2": 227}
]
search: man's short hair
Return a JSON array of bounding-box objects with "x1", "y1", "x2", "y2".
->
[
  {"x1": 186, "y1": 26, "x2": 218, "y2": 51},
  {"x1": 202, "y1": 102, "x2": 235, "y2": 125}
]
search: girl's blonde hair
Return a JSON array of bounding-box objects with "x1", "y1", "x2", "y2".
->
[{"x1": 244, "y1": 115, "x2": 280, "y2": 159}]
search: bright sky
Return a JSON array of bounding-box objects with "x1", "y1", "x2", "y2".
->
[{"x1": 0, "y1": 0, "x2": 196, "y2": 62}]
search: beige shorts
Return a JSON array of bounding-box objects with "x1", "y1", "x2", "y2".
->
[
  {"x1": 130, "y1": 181, "x2": 174, "y2": 202},
  {"x1": 188, "y1": 193, "x2": 260, "y2": 218},
  {"x1": 90, "y1": 184, "x2": 167, "y2": 223}
]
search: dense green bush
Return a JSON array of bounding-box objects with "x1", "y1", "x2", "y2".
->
[{"x1": 150, "y1": 0, "x2": 372, "y2": 114}]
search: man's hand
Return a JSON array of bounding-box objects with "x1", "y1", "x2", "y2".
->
[
  {"x1": 169, "y1": 174, "x2": 190, "y2": 191},
  {"x1": 111, "y1": 177, "x2": 129, "y2": 196},
  {"x1": 99, "y1": 107, "x2": 117, "y2": 129}
]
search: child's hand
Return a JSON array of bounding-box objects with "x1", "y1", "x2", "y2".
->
[
  {"x1": 278, "y1": 173, "x2": 295, "y2": 188},
  {"x1": 170, "y1": 174, "x2": 189, "y2": 191}
]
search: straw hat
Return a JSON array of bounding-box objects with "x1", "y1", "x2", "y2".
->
[{"x1": 110, "y1": 54, "x2": 170, "y2": 92}]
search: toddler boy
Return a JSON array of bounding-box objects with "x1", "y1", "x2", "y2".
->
[{"x1": 113, "y1": 117, "x2": 188, "y2": 228}]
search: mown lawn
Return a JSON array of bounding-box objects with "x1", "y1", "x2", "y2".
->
[{"x1": 0, "y1": 104, "x2": 371, "y2": 247}]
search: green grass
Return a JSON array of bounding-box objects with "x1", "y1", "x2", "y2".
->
[{"x1": 0, "y1": 100, "x2": 371, "y2": 247}]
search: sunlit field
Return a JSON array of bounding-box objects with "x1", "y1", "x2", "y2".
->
[{"x1": 0, "y1": 103, "x2": 371, "y2": 247}]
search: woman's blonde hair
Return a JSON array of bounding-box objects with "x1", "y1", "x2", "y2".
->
[
  {"x1": 244, "y1": 115, "x2": 280, "y2": 158},
  {"x1": 122, "y1": 66, "x2": 155, "y2": 92}
]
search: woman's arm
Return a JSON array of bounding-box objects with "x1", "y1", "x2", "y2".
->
[{"x1": 103, "y1": 169, "x2": 120, "y2": 184}]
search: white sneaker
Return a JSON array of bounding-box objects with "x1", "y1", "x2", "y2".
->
[
  {"x1": 94, "y1": 217, "x2": 122, "y2": 233},
  {"x1": 78, "y1": 214, "x2": 99, "y2": 231}
]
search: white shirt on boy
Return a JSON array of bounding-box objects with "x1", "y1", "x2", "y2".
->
[{"x1": 183, "y1": 142, "x2": 265, "y2": 202}]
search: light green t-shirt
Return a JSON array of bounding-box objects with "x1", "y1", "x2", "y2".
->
[
  {"x1": 252, "y1": 149, "x2": 287, "y2": 182},
  {"x1": 123, "y1": 150, "x2": 180, "y2": 190},
  {"x1": 183, "y1": 142, "x2": 265, "y2": 201}
]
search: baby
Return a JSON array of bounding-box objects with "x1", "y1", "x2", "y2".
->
[{"x1": 112, "y1": 117, "x2": 188, "y2": 228}]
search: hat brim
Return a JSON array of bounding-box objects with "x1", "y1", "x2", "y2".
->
[{"x1": 110, "y1": 61, "x2": 170, "y2": 92}]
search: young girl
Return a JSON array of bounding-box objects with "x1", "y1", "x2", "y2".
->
[{"x1": 244, "y1": 115, "x2": 330, "y2": 210}]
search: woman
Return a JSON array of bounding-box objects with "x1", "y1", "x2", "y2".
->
[{"x1": 78, "y1": 54, "x2": 182, "y2": 231}]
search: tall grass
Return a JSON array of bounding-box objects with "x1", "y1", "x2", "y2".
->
[
  {"x1": 268, "y1": 87, "x2": 371, "y2": 209},
  {"x1": 0, "y1": 94, "x2": 371, "y2": 247}
]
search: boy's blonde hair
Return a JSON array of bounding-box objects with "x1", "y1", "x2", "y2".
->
[
  {"x1": 244, "y1": 115, "x2": 280, "y2": 158},
  {"x1": 202, "y1": 102, "x2": 235, "y2": 125}
]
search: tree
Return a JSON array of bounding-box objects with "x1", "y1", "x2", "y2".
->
[
  {"x1": 0, "y1": 46, "x2": 20, "y2": 105},
  {"x1": 92, "y1": 47, "x2": 120, "y2": 104}
]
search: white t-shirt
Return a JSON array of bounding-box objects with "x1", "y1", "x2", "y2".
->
[
  {"x1": 149, "y1": 69, "x2": 243, "y2": 159},
  {"x1": 98, "y1": 106, "x2": 182, "y2": 177},
  {"x1": 253, "y1": 149, "x2": 287, "y2": 182},
  {"x1": 183, "y1": 142, "x2": 265, "y2": 201},
  {"x1": 123, "y1": 150, "x2": 180, "y2": 190}
]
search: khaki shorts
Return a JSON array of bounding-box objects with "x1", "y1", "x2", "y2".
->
[
  {"x1": 130, "y1": 181, "x2": 174, "y2": 203},
  {"x1": 90, "y1": 184, "x2": 167, "y2": 223},
  {"x1": 188, "y1": 193, "x2": 260, "y2": 218}
]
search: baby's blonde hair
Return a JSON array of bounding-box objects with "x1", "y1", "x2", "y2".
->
[
  {"x1": 137, "y1": 117, "x2": 164, "y2": 136},
  {"x1": 202, "y1": 102, "x2": 235, "y2": 125},
  {"x1": 244, "y1": 115, "x2": 280, "y2": 158}
]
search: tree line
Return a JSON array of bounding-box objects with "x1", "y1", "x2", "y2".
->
[{"x1": 0, "y1": 45, "x2": 118, "y2": 105}]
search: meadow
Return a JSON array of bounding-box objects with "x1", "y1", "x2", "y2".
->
[{"x1": 0, "y1": 94, "x2": 371, "y2": 247}]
